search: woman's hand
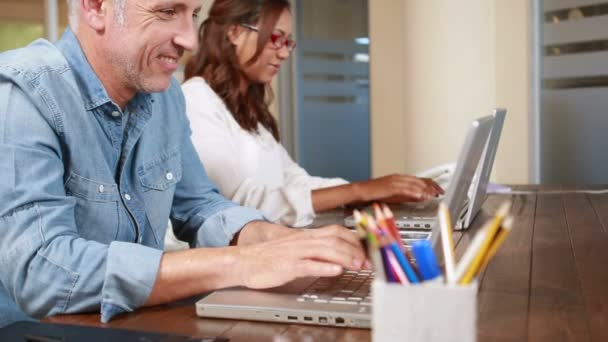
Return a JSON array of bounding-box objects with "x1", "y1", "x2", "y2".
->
[{"x1": 354, "y1": 174, "x2": 444, "y2": 203}]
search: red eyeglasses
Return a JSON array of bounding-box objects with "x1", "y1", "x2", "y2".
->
[{"x1": 241, "y1": 23, "x2": 297, "y2": 52}]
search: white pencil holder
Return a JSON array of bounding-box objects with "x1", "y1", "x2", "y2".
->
[{"x1": 372, "y1": 279, "x2": 478, "y2": 342}]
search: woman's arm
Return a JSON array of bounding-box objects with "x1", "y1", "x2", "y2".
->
[
  {"x1": 276, "y1": 136, "x2": 443, "y2": 212},
  {"x1": 312, "y1": 174, "x2": 444, "y2": 212}
]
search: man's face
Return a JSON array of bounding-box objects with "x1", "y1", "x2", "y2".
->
[{"x1": 103, "y1": 0, "x2": 200, "y2": 95}]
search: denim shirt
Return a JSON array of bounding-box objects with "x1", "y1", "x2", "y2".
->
[{"x1": 0, "y1": 29, "x2": 264, "y2": 326}]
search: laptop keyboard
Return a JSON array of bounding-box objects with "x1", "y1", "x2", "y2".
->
[
  {"x1": 400, "y1": 231, "x2": 432, "y2": 248},
  {"x1": 296, "y1": 270, "x2": 373, "y2": 306}
]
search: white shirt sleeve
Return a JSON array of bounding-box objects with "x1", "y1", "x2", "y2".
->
[
  {"x1": 182, "y1": 78, "x2": 348, "y2": 227},
  {"x1": 279, "y1": 147, "x2": 349, "y2": 190}
]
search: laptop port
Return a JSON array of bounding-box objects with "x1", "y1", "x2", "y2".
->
[
  {"x1": 335, "y1": 317, "x2": 345, "y2": 324},
  {"x1": 425, "y1": 224, "x2": 431, "y2": 228},
  {"x1": 303, "y1": 316, "x2": 313, "y2": 322},
  {"x1": 287, "y1": 316, "x2": 298, "y2": 321},
  {"x1": 318, "y1": 317, "x2": 328, "y2": 324}
]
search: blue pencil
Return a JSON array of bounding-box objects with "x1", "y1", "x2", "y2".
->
[{"x1": 389, "y1": 242, "x2": 420, "y2": 284}]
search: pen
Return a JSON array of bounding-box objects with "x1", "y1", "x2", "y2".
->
[
  {"x1": 438, "y1": 202, "x2": 456, "y2": 284},
  {"x1": 459, "y1": 201, "x2": 511, "y2": 284},
  {"x1": 411, "y1": 240, "x2": 441, "y2": 281}
]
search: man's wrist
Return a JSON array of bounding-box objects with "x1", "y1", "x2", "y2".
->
[{"x1": 233, "y1": 220, "x2": 291, "y2": 245}]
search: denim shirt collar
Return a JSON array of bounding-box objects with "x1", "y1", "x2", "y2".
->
[
  {"x1": 56, "y1": 28, "x2": 113, "y2": 111},
  {"x1": 55, "y1": 28, "x2": 152, "y2": 113}
]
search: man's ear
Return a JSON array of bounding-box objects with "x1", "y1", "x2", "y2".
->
[
  {"x1": 80, "y1": 0, "x2": 108, "y2": 31},
  {"x1": 227, "y1": 24, "x2": 245, "y2": 46}
]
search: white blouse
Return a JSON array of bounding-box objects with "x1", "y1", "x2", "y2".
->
[{"x1": 182, "y1": 77, "x2": 348, "y2": 227}]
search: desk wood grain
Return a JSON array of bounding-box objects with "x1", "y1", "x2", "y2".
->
[{"x1": 45, "y1": 188, "x2": 608, "y2": 341}]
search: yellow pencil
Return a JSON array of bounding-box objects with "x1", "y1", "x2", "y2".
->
[
  {"x1": 360, "y1": 212, "x2": 386, "y2": 280},
  {"x1": 459, "y1": 200, "x2": 511, "y2": 285},
  {"x1": 353, "y1": 209, "x2": 368, "y2": 238},
  {"x1": 438, "y1": 202, "x2": 456, "y2": 284},
  {"x1": 476, "y1": 215, "x2": 514, "y2": 273}
]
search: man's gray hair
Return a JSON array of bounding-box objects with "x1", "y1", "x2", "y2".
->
[{"x1": 67, "y1": 0, "x2": 126, "y2": 30}]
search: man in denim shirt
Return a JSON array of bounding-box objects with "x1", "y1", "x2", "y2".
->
[{"x1": 0, "y1": 0, "x2": 366, "y2": 327}]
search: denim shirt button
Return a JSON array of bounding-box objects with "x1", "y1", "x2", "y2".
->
[
  {"x1": 165, "y1": 172, "x2": 173, "y2": 181},
  {"x1": 111, "y1": 111, "x2": 120, "y2": 117},
  {"x1": 124, "y1": 193, "x2": 131, "y2": 201},
  {"x1": 98, "y1": 184, "x2": 105, "y2": 193}
]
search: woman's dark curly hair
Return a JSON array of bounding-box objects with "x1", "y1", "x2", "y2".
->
[{"x1": 184, "y1": 0, "x2": 291, "y2": 141}]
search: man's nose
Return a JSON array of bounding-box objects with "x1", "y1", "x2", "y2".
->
[{"x1": 174, "y1": 18, "x2": 199, "y2": 52}]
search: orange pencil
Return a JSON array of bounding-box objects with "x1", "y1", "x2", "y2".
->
[
  {"x1": 380, "y1": 204, "x2": 403, "y2": 243},
  {"x1": 373, "y1": 203, "x2": 392, "y2": 237},
  {"x1": 381, "y1": 204, "x2": 419, "y2": 277}
]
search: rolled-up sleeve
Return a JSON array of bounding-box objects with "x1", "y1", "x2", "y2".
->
[
  {"x1": 195, "y1": 206, "x2": 265, "y2": 247},
  {"x1": 101, "y1": 242, "x2": 163, "y2": 323}
]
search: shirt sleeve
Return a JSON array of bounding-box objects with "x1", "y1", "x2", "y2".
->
[
  {"x1": 182, "y1": 79, "x2": 348, "y2": 227},
  {"x1": 168, "y1": 78, "x2": 265, "y2": 247},
  {"x1": 279, "y1": 146, "x2": 349, "y2": 190},
  {"x1": 168, "y1": 122, "x2": 265, "y2": 247},
  {"x1": 0, "y1": 83, "x2": 163, "y2": 323}
]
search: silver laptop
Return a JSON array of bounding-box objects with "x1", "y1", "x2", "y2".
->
[
  {"x1": 195, "y1": 115, "x2": 494, "y2": 328},
  {"x1": 344, "y1": 108, "x2": 506, "y2": 232},
  {"x1": 461, "y1": 108, "x2": 506, "y2": 229}
]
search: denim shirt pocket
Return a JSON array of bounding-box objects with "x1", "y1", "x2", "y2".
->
[
  {"x1": 64, "y1": 172, "x2": 122, "y2": 243},
  {"x1": 138, "y1": 148, "x2": 182, "y2": 192},
  {"x1": 137, "y1": 148, "x2": 182, "y2": 243}
]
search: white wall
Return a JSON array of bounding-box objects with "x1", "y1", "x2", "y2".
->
[{"x1": 370, "y1": 0, "x2": 530, "y2": 184}]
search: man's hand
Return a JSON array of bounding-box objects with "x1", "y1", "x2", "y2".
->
[
  {"x1": 147, "y1": 224, "x2": 366, "y2": 306},
  {"x1": 234, "y1": 225, "x2": 366, "y2": 289}
]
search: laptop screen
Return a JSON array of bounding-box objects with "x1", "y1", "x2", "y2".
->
[
  {"x1": 432, "y1": 115, "x2": 494, "y2": 249},
  {"x1": 461, "y1": 108, "x2": 507, "y2": 228}
]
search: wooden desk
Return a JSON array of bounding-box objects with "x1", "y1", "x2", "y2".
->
[{"x1": 45, "y1": 187, "x2": 608, "y2": 341}]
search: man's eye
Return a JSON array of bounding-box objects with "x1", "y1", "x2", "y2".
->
[{"x1": 159, "y1": 9, "x2": 177, "y2": 17}]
